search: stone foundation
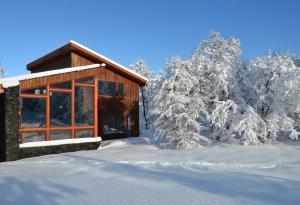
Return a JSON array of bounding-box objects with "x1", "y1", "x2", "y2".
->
[{"x1": 19, "y1": 141, "x2": 101, "y2": 159}]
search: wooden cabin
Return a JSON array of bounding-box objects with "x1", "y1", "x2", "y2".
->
[{"x1": 0, "y1": 41, "x2": 147, "y2": 161}]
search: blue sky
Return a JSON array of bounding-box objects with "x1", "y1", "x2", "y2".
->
[{"x1": 0, "y1": 0, "x2": 299, "y2": 77}]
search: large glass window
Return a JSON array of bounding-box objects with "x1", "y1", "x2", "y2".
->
[
  {"x1": 76, "y1": 129, "x2": 94, "y2": 138},
  {"x1": 21, "y1": 132, "x2": 45, "y2": 143},
  {"x1": 50, "y1": 92, "x2": 71, "y2": 127},
  {"x1": 75, "y1": 77, "x2": 94, "y2": 84},
  {"x1": 21, "y1": 98, "x2": 46, "y2": 128},
  {"x1": 117, "y1": 84, "x2": 124, "y2": 97},
  {"x1": 22, "y1": 87, "x2": 46, "y2": 95},
  {"x1": 50, "y1": 130, "x2": 72, "y2": 140},
  {"x1": 75, "y1": 87, "x2": 94, "y2": 126},
  {"x1": 98, "y1": 81, "x2": 116, "y2": 96},
  {"x1": 103, "y1": 116, "x2": 124, "y2": 134},
  {"x1": 50, "y1": 81, "x2": 72, "y2": 89}
]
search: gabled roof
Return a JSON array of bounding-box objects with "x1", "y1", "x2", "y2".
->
[
  {"x1": 0, "y1": 64, "x2": 102, "y2": 88},
  {"x1": 27, "y1": 40, "x2": 148, "y2": 85}
]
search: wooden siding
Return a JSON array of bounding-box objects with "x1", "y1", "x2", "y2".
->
[
  {"x1": 71, "y1": 52, "x2": 96, "y2": 67},
  {"x1": 30, "y1": 53, "x2": 72, "y2": 73}
]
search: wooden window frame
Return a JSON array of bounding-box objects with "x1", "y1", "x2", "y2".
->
[{"x1": 19, "y1": 76, "x2": 98, "y2": 143}]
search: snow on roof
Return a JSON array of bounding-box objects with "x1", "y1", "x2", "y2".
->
[
  {"x1": 20, "y1": 137, "x2": 102, "y2": 148},
  {"x1": 0, "y1": 64, "x2": 103, "y2": 88},
  {"x1": 69, "y1": 40, "x2": 149, "y2": 83}
]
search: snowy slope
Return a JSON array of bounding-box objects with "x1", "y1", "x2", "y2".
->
[{"x1": 0, "y1": 137, "x2": 299, "y2": 205}]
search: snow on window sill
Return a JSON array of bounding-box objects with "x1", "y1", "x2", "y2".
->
[{"x1": 20, "y1": 137, "x2": 102, "y2": 148}]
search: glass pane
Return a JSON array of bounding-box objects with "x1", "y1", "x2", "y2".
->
[
  {"x1": 21, "y1": 98, "x2": 46, "y2": 128},
  {"x1": 50, "y1": 130, "x2": 72, "y2": 140},
  {"x1": 75, "y1": 87, "x2": 94, "y2": 126},
  {"x1": 103, "y1": 116, "x2": 124, "y2": 134},
  {"x1": 76, "y1": 129, "x2": 94, "y2": 138},
  {"x1": 98, "y1": 81, "x2": 116, "y2": 96},
  {"x1": 117, "y1": 84, "x2": 124, "y2": 97},
  {"x1": 75, "y1": 77, "x2": 94, "y2": 84},
  {"x1": 22, "y1": 87, "x2": 46, "y2": 95},
  {"x1": 22, "y1": 132, "x2": 45, "y2": 143},
  {"x1": 50, "y1": 92, "x2": 71, "y2": 127},
  {"x1": 51, "y1": 81, "x2": 72, "y2": 89}
]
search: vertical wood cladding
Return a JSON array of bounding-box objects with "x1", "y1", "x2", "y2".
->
[
  {"x1": 98, "y1": 65, "x2": 140, "y2": 139},
  {"x1": 30, "y1": 53, "x2": 72, "y2": 73}
]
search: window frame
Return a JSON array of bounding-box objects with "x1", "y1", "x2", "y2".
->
[{"x1": 19, "y1": 76, "x2": 98, "y2": 143}]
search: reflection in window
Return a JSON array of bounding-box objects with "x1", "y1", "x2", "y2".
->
[
  {"x1": 117, "y1": 84, "x2": 124, "y2": 97},
  {"x1": 50, "y1": 130, "x2": 72, "y2": 140},
  {"x1": 50, "y1": 92, "x2": 71, "y2": 127},
  {"x1": 103, "y1": 116, "x2": 124, "y2": 134},
  {"x1": 98, "y1": 81, "x2": 116, "y2": 96},
  {"x1": 75, "y1": 77, "x2": 94, "y2": 84},
  {"x1": 21, "y1": 132, "x2": 45, "y2": 143},
  {"x1": 76, "y1": 129, "x2": 94, "y2": 138},
  {"x1": 75, "y1": 86, "x2": 94, "y2": 126},
  {"x1": 50, "y1": 81, "x2": 72, "y2": 89},
  {"x1": 21, "y1": 98, "x2": 46, "y2": 128},
  {"x1": 22, "y1": 87, "x2": 46, "y2": 95}
]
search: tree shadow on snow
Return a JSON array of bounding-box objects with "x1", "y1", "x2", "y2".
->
[
  {"x1": 100, "y1": 161, "x2": 300, "y2": 205},
  {"x1": 0, "y1": 176, "x2": 82, "y2": 205}
]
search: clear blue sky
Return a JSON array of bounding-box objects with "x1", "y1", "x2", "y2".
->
[{"x1": 0, "y1": 0, "x2": 299, "y2": 77}]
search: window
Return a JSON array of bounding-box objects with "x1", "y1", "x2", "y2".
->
[
  {"x1": 50, "y1": 92, "x2": 71, "y2": 127},
  {"x1": 50, "y1": 81, "x2": 72, "y2": 89},
  {"x1": 98, "y1": 81, "x2": 116, "y2": 96},
  {"x1": 76, "y1": 129, "x2": 94, "y2": 138},
  {"x1": 50, "y1": 130, "x2": 72, "y2": 140},
  {"x1": 117, "y1": 84, "x2": 124, "y2": 97},
  {"x1": 21, "y1": 98, "x2": 46, "y2": 128},
  {"x1": 75, "y1": 77, "x2": 94, "y2": 84},
  {"x1": 21, "y1": 132, "x2": 45, "y2": 143},
  {"x1": 75, "y1": 86, "x2": 94, "y2": 126},
  {"x1": 22, "y1": 87, "x2": 46, "y2": 95},
  {"x1": 98, "y1": 81, "x2": 125, "y2": 97},
  {"x1": 103, "y1": 116, "x2": 124, "y2": 134}
]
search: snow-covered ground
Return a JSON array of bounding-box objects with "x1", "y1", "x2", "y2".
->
[{"x1": 0, "y1": 137, "x2": 300, "y2": 205}]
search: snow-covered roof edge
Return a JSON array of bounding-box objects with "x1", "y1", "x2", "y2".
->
[
  {"x1": 0, "y1": 64, "x2": 103, "y2": 88},
  {"x1": 20, "y1": 137, "x2": 102, "y2": 148},
  {"x1": 69, "y1": 40, "x2": 149, "y2": 83}
]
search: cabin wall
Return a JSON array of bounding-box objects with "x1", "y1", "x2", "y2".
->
[
  {"x1": 98, "y1": 66, "x2": 140, "y2": 139},
  {"x1": 71, "y1": 52, "x2": 96, "y2": 67},
  {"x1": 30, "y1": 53, "x2": 72, "y2": 73}
]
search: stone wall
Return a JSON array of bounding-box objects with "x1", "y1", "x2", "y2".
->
[
  {"x1": 0, "y1": 92, "x2": 5, "y2": 162},
  {"x1": 4, "y1": 86, "x2": 20, "y2": 161},
  {"x1": 19, "y1": 141, "x2": 101, "y2": 159}
]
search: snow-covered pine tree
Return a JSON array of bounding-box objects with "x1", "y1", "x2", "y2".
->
[
  {"x1": 153, "y1": 57, "x2": 209, "y2": 149},
  {"x1": 130, "y1": 59, "x2": 154, "y2": 130}
]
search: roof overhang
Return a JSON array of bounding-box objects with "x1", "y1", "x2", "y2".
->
[
  {"x1": 27, "y1": 41, "x2": 148, "y2": 86},
  {"x1": 0, "y1": 64, "x2": 102, "y2": 89}
]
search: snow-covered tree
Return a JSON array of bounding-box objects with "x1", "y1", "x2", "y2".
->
[
  {"x1": 151, "y1": 31, "x2": 299, "y2": 148},
  {"x1": 245, "y1": 52, "x2": 300, "y2": 141},
  {"x1": 153, "y1": 57, "x2": 209, "y2": 149},
  {"x1": 0, "y1": 64, "x2": 4, "y2": 78},
  {"x1": 130, "y1": 59, "x2": 154, "y2": 129}
]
